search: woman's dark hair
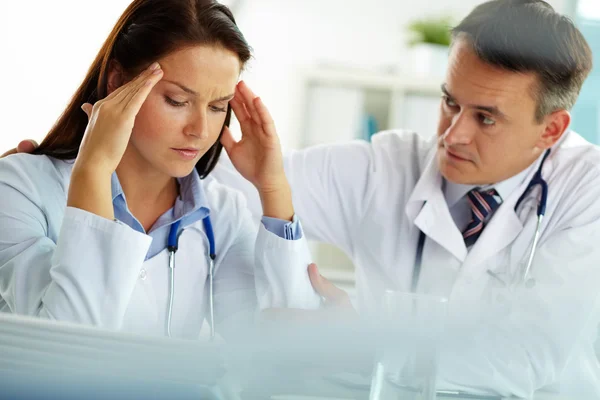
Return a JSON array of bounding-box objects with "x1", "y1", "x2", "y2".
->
[{"x1": 34, "y1": 0, "x2": 251, "y2": 178}]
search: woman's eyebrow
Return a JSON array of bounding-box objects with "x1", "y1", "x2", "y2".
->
[
  {"x1": 163, "y1": 79, "x2": 198, "y2": 96},
  {"x1": 214, "y1": 93, "x2": 235, "y2": 102},
  {"x1": 163, "y1": 79, "x2": 234, "y2": 102}
]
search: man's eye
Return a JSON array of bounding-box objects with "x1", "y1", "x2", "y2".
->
[
  {"x1": 480, "y1": 115, "x2": 496, "y2": 126},
  {"x1": 442, "y1": 95, "x2": 458, "y2": 107}
]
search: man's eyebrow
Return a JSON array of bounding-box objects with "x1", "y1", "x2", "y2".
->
[{"x1": 441, "y1": 83, "x2": 507, "y2": 120}]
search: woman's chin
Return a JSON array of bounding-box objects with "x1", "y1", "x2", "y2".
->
[
  {"x1": 154, "y1": 161, "x2": 197, "y2": 179},
  {"x1": 170, "y1": 165, "x2": 197, "y2": 178}
]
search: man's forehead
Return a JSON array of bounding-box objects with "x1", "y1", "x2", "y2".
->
[{"x1": 447, "y1": 40, "x2": 538, "y2": 107}]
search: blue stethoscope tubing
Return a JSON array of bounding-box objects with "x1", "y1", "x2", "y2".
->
[
  {"x1": 513, "y1": 149, "x2": 550, "y2": 287},
  {"x1": 166, "y1": 215, "x2": 216, "y2": 338},
  {"x1": 412, "y1": 149, "x2": 551, "y2": 292}
]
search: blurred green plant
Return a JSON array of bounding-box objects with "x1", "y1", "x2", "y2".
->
[{"x1": 407, "y1": 16, "x2": 454, "y2": 47}]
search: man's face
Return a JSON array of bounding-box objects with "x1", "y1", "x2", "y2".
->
[{"x1": 436, "y1": 38, "x2": 548, "y2": 185}]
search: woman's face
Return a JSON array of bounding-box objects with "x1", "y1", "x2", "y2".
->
[{"x1": 126, "y1": 45, "x2": 241, "y2": 178}]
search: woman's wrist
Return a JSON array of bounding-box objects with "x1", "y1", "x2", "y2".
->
[
  {"x1": 68, "y1": 166, "x2": 115, "y2": 221},
  {"x1": 259, "y1": 182, "x2": 295, "y2": 221}
]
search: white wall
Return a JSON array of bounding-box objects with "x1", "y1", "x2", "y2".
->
[
  {"x1": 0, "y1": 0, "x2": 573, "y2": 152},
  {"x1": 0, "y1": 0, "x2": 132, "y2": 150},
  {"x1": 234, "y1": 0, "x2": 572, "y2": 149},
  {"x1": 578, "y1": 0, "x2": 600, "y2": 19}
]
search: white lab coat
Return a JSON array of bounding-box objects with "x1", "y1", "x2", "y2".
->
[
  {"x1": 0, "y1": 154, "x2": 319, "y2": 340},
  {"x1": 212, "y1": 129, "x2": 600, "y2": 398}
]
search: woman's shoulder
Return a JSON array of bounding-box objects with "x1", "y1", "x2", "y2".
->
[{"x1": 0, "y1": 153, "x2": 72, "y2": 197}]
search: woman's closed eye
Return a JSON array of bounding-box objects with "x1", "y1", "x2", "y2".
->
[
  {"x1": 164, "y1": 96, "x2": 187, "y2": 107},
  {"x1": 209, "y1": 104, "x2": 227, "y2": 113}
]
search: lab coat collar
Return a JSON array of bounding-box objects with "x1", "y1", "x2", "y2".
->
[
  {"x1": 406, "y1": 146, "x2": 468, "y2": 262},
  {"x1": 443, "y1": 166, "x2": 531, "y2": 208},
  {"x1": 463, "y1": 148, "x2": 553, "y2": 269},
  {"x1": 443, "y1": 180, "x2": 473, "y2": 208},
  {"x1": 406, "y1": 136, "x2": 563, "y2": 272}
]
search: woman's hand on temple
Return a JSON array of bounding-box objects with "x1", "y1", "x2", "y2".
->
[
  {"x1": 75, "y1": 62, "x2": 164, "y2": 176},
  {"x1": 221, "y1": 81, "x2": 294, "y2": 220},
  {"x1": 68, "y1": 62, "x2": 163, "y2": 221}
]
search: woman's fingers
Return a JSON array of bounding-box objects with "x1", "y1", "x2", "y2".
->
[
  {"x1": 220, "y1": 125, "x2": 237, "y2": 155},
  {"x1": 86, "y1": 62, "x2": 162, "y2": 117},
  {"x1": 122, "y1": 63, "x2": 163, "y2": 114},
  {"x1": 230, "y1": 93, "x2": 252, "y2": 125},
  {"x1": 237, "y1": 81, "x2": 262, "y2": 125},
  {"x1": 102, "y1": 62, "x2": 161, "y2": 108},
  {"x1": 81, "y1": 103, "x2": 93, "y2": 119},
  {"x1": 253, "y1": 97, "x2": 276, "y2": 137},
  {"x1": 237, "y1": 81, "x2": 277, "y2": 137},
  {"x1": 102, "y1": 65, "x2": 148, "y2": 104}
]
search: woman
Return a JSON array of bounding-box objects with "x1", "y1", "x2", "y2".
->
[{"x1": 0, "y1": 0, "x2": 320, "y2": 340}]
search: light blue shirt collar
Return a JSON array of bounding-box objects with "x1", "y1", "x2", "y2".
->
[
  {"x1": 444, "y1": 161, "x2": 537, "y2": 207},
  {"x1": 111, "y1": 169, "x2": 210, "y2": 234}
]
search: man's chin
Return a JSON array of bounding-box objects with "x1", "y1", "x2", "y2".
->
[
  {"x1": 437, "y1": 151, "x2": 482, "y2": 185},
  {"x1": 439, "y1": 161, "x2": 473, "y2": 185}
]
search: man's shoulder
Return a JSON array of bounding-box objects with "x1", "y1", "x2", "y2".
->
[
  {"x1": 545, "y1": 131, "x2": 600, "y2": 220},
  {"x1": 553, "y1": 131, "x2": 600, "y2": 178}
]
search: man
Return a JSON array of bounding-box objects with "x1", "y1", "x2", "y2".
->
[
  {"x1": 6, "y1": 0, "x2": 600, "y2": 397},
  {"x1": 214, "y1": 0, "x2": 600, "y2": 396}
]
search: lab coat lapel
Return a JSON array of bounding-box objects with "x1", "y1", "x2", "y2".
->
[
  {"x1": 465, "y1": 147, "x2": 561, "y2": 271},
  {"x1": 462, "y1": 169, "x2": 549, "y2": 272},
  {"x1": 406, "y1": 149, "x2": 467, "y2": 262},
  {"x1": 462, "y1": 198, "x2": 523, "y2": 271}
]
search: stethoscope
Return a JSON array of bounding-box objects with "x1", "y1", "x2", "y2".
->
[
  {"x1": 166, "y1": 215, "x2": 216, "y2": 339},
  {"x1": 412, "y1": 149, "x2": 551, "y2": 292}
]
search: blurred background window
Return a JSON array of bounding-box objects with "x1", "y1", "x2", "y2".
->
[{"x1": 572, "y1": 0, "x2": 600, "y2": 144}]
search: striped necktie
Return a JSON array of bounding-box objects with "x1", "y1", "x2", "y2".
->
[{"x1": 463, "y1": 189, "x2": 502, "y2": 247}]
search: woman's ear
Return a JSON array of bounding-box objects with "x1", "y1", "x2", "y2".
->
[{"x1": 106, "y1": 60, "x2": 124, "y2": 95}]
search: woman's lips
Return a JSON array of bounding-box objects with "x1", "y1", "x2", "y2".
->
[{"x1": 172, "y1": 148, "x2": 200, "y2": 160}]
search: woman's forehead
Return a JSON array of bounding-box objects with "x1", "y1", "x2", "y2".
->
[{"x1": 158, "y1": 45, "x2": 240, "y2": 98}]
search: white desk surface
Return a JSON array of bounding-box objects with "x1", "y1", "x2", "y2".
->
[{"x1": 0, "y1": 313, "x2": 574, "y2": 400}]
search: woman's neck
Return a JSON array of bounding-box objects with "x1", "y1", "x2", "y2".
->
[{"x1": 116, "y1": 148, "x2": 178, "y2": 232}]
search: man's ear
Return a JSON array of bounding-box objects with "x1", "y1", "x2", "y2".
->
[
  {"x1": 106, "y1": 60, "x2": 125, "y2": 95},
  {"x1": 536, "y1": 109, "x2": 571, "y2": 150}
]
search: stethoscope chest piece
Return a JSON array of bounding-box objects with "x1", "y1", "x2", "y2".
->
[{"x1": 524, "y1": 278, "x2": 536, "y2": 289}]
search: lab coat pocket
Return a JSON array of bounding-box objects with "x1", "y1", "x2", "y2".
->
[{"x1": 483, "y1": 255, "x2": 517, "y2": 316}]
